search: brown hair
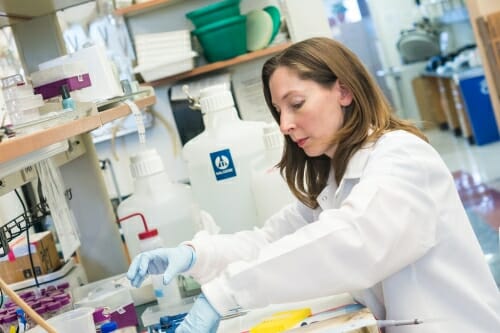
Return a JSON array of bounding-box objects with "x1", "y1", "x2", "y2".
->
[{"x1": 262, "y1": 37, "x2": 427, "y2": 209}]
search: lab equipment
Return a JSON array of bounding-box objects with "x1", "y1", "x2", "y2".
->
[
  {"x1": 117, "y1": 148, "x2": 198, "y2": 260},
  {"x1": 376, "y1": 319, "x2": 423, "y2": 328},
  {"x1": 30, "y1": 62, "x2": 92, "y2": 100},
  {"x1": 182, "y1": 84, "x2": 267, "y2": 232},
  {"x1": 251, "y1": 123, "x2": 294, "y2": 225},
  {"x1": 175, "y1": 294, "x2": 221, "y2": 333},
  {"x1": 38, "y1": 45, "x2": 123, "y2": 102},
  {"x1": 140, "y1": 298, "x2": 194, "y2": 331},
  {"x1": 25, "y1": 307, "x2": 95, "y2": 333},
  {"x1": 73, "y1": 282, "x2": 138, "y2": 329}
]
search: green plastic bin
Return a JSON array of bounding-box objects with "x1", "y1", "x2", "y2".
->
[
  {"x1": 193, "y1": 15, "x2": 247, "y2": 62},
  {"x1": 186, "y1": 0, "x2": 241, "y2": 28}
]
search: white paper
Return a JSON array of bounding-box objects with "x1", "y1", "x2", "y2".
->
[{"x1": 35, "y1": 159, "x2": 80, "y2": 261}]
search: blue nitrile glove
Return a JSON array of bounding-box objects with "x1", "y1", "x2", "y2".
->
[
  {"x1": 127, "y1": 245, "x2": 195, "y2": 288},
  {"x1": 175, "y1": 294, "x2": 221, "y2": 333}
]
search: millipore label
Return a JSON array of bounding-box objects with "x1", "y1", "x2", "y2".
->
[{"x1": 210, "y1": 148, "x2": 237, "y2": 181}]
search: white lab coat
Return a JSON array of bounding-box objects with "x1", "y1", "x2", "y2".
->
[{"x1": 186, "y1": 130, "x2": 500, "y2": 332}]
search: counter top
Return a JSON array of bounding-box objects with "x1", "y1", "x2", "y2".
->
[
  {"x1": 217, "y1": 293, "x2": 368, "y2": 332},
  {"x1": 420, "y1": 66, "x2": 484, "y2": 79}
]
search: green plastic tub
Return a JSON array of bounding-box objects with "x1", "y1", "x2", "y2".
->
[
  {"x1": 186, "y1": 0, "x2": 241, "y2": 28},
  {"x1": 193, "y1": 15, "x2": 247, "y2": 62}
]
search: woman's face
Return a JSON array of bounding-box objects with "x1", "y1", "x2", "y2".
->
[{"x1": 269, "y1": 66, "x2": 352, "y2": 158}]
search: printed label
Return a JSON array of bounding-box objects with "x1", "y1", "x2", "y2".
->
[{"x1": 210, "y1": 149, "x2": 237, "y2": 181}]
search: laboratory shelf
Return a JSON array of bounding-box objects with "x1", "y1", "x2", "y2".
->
[
  {"x1": 0, "y1": 93, "x2": 156, "y2": 164},
  {"x1": 149, "y1": 42, "x2": 292, "y2": 86},
  {"x1": 115, "y1": 0, "x2": 183, "y2": 16}
]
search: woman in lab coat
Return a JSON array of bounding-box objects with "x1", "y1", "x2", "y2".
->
[{"x1": 127, "y1": 37, "x2": 500, "y2": 332}]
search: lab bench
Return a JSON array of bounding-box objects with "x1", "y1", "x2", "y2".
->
[{"x1": 136, "y1": 293, "x2": 377, "y2": 333}]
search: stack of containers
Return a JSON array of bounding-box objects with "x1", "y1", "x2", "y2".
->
[
  {"x1": 1, "y1": 74, "x2": 43, "y2": 126},
  {"x1": 133, "y1": 30, "x2": 197, "y2": 82},
  {"x1": 186, "y1": 0, "x2": 247, "y2": 62}
]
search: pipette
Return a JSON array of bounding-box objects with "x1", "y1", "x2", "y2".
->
[{"x1": 377, "y1": 318, "x2": 423, "y2": 328}]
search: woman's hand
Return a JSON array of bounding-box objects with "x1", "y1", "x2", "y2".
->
[
  {"x1": 127, "y1": 245, "x2": 195, "y2": 288},
  {"x1": 176, "y1": 294, "x2": 221, "y2": 333}
]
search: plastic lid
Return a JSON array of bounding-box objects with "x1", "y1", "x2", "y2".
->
[
  {"x1": 34, "y1": 305, "x2": 48, "y2": 315},
  {"x1": 19, "y1": 290, "x2": 35, "y2": 299},
  {"x1": 199, "y1": 84, "x2": 235, "y2": 114},
  {"x1": 3, "y1": 313, "x2": 16, "y2": 323},
  {"x1": 130, "y1": 149, "x2": 166, "y2": 178},
  {"x1": 57, "y1": 297, "x2": 71, "y2": 307},
  {"x1": 263, "y1": 123, "x2": 283, "y2": 149},
  {"x1": 45, "y1": 301, "x2": 61, "y2": 311},
  {"x1": 101, "y1": 321, "x2": 118, "y2": 333},
  {"x1": 56, "y1": 282, "x2": 70, "y2": 290},
  {"x1": 138, "y1": 228, "x2": 159, "y2": 240}
]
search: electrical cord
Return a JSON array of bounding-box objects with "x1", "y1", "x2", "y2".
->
[
  {"x1": 36, "y1": 175, "x2": 49, "y2": 216},
  {"x1": 14, "y1": 189, "x2": 40, "y2": 288}
]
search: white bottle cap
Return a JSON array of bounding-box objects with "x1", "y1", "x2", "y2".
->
[
  {"x1": 199, "y1": 84, "x2": 235, "y2": 114},
  {"x1": 130, "y1": 149, "x2": 165, "y2": 178},
  {"x1": 263, "y1": 123, "x2": 283, "y2": 150}
]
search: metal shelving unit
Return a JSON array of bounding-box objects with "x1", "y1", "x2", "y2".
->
[{"x1": 0, "y1": 202, "x2": 49, "y2": 257}]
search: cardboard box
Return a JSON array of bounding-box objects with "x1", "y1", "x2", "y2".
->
[{"x1": 0, "y1": 231, "x2": 61, "y2": 284}]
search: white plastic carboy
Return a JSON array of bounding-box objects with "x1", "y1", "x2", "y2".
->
[
  {"x1": 117, "y1": 148, "x2": 199, "y2": 261},
  {"x1": 182, "y1": 84, "x2": 266, "y2": 233},
  {"x1": 251, "y1": 123, "x2": 295, "y2": 225}
]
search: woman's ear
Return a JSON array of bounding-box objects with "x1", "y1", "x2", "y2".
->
[{"x1": 338, "y1": 81, "x2": 353, "y2": 106}]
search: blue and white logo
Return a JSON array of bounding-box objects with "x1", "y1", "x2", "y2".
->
[
  {"x1": 480, "y1": 79, "x2": 489, "y2": 95},
  {"x1": 210, "y1": 149, "x2": 237, "y2": 181}
]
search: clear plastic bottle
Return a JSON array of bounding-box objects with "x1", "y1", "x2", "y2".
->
[
  {"x1": 138, "y1": 228, "x2": 182, "y2": 307},
  {"x1": 117, "y1": 148, "x2": 199, "y2": 260},
  {"x1": 251, "y1": 123, "x2": 295, "y2": 225},
  {"x1": 182, "y1": 84, "x2": 267, "y2": 232}
]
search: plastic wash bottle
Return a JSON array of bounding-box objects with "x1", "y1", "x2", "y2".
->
[
  {"x1": 251, "y1": 123, "x2": 295, "y2": 226},
  {"x1": 117, "y1": 148, "x2": 199, "y2": 260},
  {"x1": 182, "y1": 84, "x2": 267, "y2": 233}
]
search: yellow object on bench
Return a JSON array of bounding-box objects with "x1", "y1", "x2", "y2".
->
[{"x1": 250, "y1": 308, "x2": 312, "y2": 333}]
